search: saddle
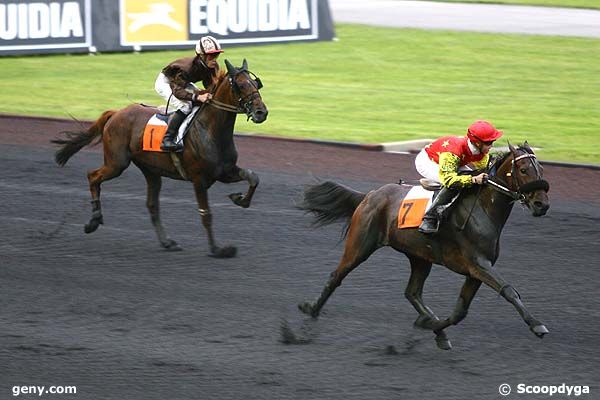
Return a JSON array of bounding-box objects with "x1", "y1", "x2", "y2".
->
[{"x1": 419, "y1": 178, "x2": 442, "y2": 191}]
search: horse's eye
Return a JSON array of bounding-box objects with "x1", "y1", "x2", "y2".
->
[{"x1": 520, "y1": 168, "x2": 527, "y2": 174}]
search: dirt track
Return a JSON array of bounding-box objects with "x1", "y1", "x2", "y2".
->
[{"x1": 1, "y1": 115, "x2": 599, "y2": 399}]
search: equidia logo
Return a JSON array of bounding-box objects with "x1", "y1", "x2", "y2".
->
[{"x1": 189, "y1": 0, "x2": 312, "y2": 35}]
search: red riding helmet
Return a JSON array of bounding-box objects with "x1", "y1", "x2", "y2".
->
[{"x1": 467, "y1": 120, "x2": 503, "y2": 143}]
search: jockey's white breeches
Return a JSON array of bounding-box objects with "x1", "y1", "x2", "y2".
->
[
  {"x1": 415, "y1": 149, "x2": 473, "y2": 183},
  {"x1": 154, "y1": 72, "x2": 198, "y2": 114}
]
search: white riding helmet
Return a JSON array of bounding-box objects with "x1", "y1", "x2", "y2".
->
[{"x1": 195, "y1": 36, "x2": 224, "y2": 56}]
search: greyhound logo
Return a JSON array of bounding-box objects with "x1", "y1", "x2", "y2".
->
[{"x1": 127, "y1": 3, "x2": 183, "y2": 33}]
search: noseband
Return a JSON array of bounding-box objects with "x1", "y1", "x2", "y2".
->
[{"x1": 487, "y1": 150, "x2": 549, "y2": 202}]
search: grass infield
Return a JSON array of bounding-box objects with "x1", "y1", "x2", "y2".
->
[{"x1": 1, "y1": 24, "x2": 598, "y2": 163}]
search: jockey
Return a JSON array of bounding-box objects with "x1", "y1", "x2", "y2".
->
[
  {"x1": 415, "y1": 120, "x2": 503, "y2": 234},
  {"x1": 154, "y1": 36, "x2": 224, "y2": 151}
]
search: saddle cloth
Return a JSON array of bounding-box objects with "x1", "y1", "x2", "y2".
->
[
  {"x1": 142, "y1": 106, "x2": 201, "y2": 152},
  {"x1": 397, "y1": 186, "x2": 435, "y2": 229},
  {"x1": 142, "y1": 114, "x2": 168, "y2": 152}
]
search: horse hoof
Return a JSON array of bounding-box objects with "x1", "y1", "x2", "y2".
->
[
  {"x1": 228, "y1": 193, "x2": 250, "y2": 208},
  {"x1": 435, "y1": 336, "x2": 452, "y2": 350},
  {"x1": 531, "y1": 324, "x2": 549, "y2": 338},
  {"x1": 84, "y1": 215, "x2": 103, "y2": 234},
  {"x1": 298, "y1": 302, "x2": 318, "y2": 318},
  {"x1": 84, "y1": 220, "x2": 100, "y2": 234},
  {"x1": 163, "y1": 240, "x2": 182, "y2": 251},
  {"x1": 209, "y1": 245, "x2": 237, "y2": 258}
]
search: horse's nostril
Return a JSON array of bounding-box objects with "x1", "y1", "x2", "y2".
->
[
  {"x1": 254, "y1": 109, "x2": 268, "y2": 120},
  {"x1": 533, "y1": 201, "x2": 549, "y2": 214}
]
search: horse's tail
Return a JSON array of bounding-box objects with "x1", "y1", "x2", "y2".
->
[
  {"x1": 298, "y1": 181, "x2": 366, "y2": 238},
  {"x1": 52, "y1": 110, "x2": 116, "y2": 166}
]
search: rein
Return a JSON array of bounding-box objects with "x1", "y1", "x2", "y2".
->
[{"x1": 206, "y1": 98, "x2": 244, "y2": 113}]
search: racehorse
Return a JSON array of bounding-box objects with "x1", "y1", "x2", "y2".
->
[
  {"x1": 53, "y1": 59, "x2": 267, "y2": 258},
  {"x1": 298, "y1": 143, "x2": 550, "y2": 349}
]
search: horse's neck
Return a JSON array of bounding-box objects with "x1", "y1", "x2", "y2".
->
[
  {"x1": 485, "y1": 158, "x2": 516, "y2": 227},
  {"x1": 192, "y1": 77, "x2": 237, "y2": 143},
  {"x1": 213, "y1": 75, "x2": 236, "y2": 107},
  {"x1": 479, "y1": 185, "x2": 514, "y2": 229},
  {"x1": 470, "y1": 158, "x2": 515, "y2": 236}
]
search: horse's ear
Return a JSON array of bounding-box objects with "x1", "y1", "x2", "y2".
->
[
  {"x1": 508, "y1": 141, "x2": 517, "y2": 156},
  {"x1": 224, "y1": 59, "x2": 236, "y2": 76},
  {"x1": 242, "y1": 58, "x2": 248, "y2": 71},
  {"x1": 523, "y1": 140, "x2": 533, "y2": 154}
]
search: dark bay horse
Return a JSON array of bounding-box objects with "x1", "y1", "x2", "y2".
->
[
  {"x1": 298, "y1": 143, "x2": 550, "y2": 349},
  {"x1": 53, "y1": 59, "x2": 267, "y2": 258}
]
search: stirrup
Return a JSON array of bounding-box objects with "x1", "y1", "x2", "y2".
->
[
  {"x1": 161, "y1": 139, "x2": 182, "y2": 152},
  {"x1": 420, "y1": 178, "x2": 442, "y2": 191},
  {"x1": 418, "y1": 218, "x2": 439, "y2": 234}
]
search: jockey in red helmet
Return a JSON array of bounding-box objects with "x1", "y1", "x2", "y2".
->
[
  {"x1": 154, "y1": 36, "x2": 224, "y2": 152},
  {"x1": 415, "y1": 120, "x2": 503, "y2": 234}
]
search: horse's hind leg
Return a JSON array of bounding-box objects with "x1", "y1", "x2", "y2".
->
[
  {"x1": 298, "y1": 203, "x2": 381, "y2": 318},
  {"x1": 405, "y1": 256, "x2": 451, "y2": 350},
  {"x1": 405, "y1": 256, "x2": 438, "y2": 326},
  {"x1": 140, "y1": 168, "x2": 181, "y2": 251},
  {"x1": 85, "y1": 157, "x2": 129, "y2": 233}
]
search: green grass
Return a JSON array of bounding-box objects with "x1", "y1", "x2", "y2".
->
[
  {"x1": 1, "y1": 24, "x2": 599, "y2": 163},
  {"x1": 423, "y1": 0, "x2": 600, "y2": 9}
]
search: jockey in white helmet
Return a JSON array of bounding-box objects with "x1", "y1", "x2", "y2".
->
[{"x1": 154, "y1": 36, "x2": 224, "y2": 151}]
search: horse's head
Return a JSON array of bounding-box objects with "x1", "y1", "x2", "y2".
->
[
  {"x1": 495, "y1": 142, "x2": 550, "y2": 217},
  {"x1": 224, "y1": 59, "x2": 268, "y2": 123}
]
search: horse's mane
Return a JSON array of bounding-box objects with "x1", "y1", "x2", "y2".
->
[
  {"x1": 209, "y1": 69, "x2": 229, "y2": 92},
  {"x1": 489, "y1": 151, "x2": 511, "y2": 172}
]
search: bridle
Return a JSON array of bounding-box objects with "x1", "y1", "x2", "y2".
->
[
  {"x1": 206, "y1": 68, "x2": 263, "y2": 121},
  {"x1": 486, "y1": 148, "x2": 549, "y2": 203}
]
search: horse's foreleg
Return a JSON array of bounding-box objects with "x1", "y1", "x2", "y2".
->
[
  {"x1": 193, "y1": 180, "x2": 236, "y2": 258},
  {"x1": 405, "y1": 256, "x2": 452, "y2": 350},
  {"x1": 141, "y1": 169, "x2": 181, "y2": 251},
  {"x1": 221, "y1": 167, "x2": 259, "y2": 208},
  {"x1": 469, "y1": 260, "x2": 548, "y2": 338},
  {"x1": 420, "y1": 276, "x2": 483, "y2": 349},
  {"x1": 447, "y1": 276, "x2": 482, "y2": 326},
  {"x1": 298, "y1": 205, "x2": 380, "y2": 318}
]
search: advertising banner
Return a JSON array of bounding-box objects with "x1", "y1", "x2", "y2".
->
[
  {"x1": 0, "y1": 0, "x2": 334, "y2": 56},
  {"x1": 0, "y1": 0, "x2": 92, "y2": 53}
]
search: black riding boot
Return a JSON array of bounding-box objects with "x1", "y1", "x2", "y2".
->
[
  {"x1": 161, "y1": 110, "x2": 186, "y2": 152},
  {"x1": 418, "y1": 187, "x2": 458, "y2": 234}
]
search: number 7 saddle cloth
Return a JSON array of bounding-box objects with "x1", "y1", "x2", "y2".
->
[{"x1": 397, "y1": 186, "x2": 435, "y2": 229}]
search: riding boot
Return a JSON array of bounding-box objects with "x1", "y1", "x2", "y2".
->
[
  {"x1": 161, "y1": 110, "x2": 186, "y2": 152},
  {"x1": 418, "y1": 187, "x2": 458, "y2": 234}
]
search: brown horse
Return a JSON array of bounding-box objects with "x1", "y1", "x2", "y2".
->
[
  {"x1": 298, "y1": 143, "x2": 550, "y2": 349},
  {"x1": 53, "y1": 59, "x2": 267, "y2": 258}
]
